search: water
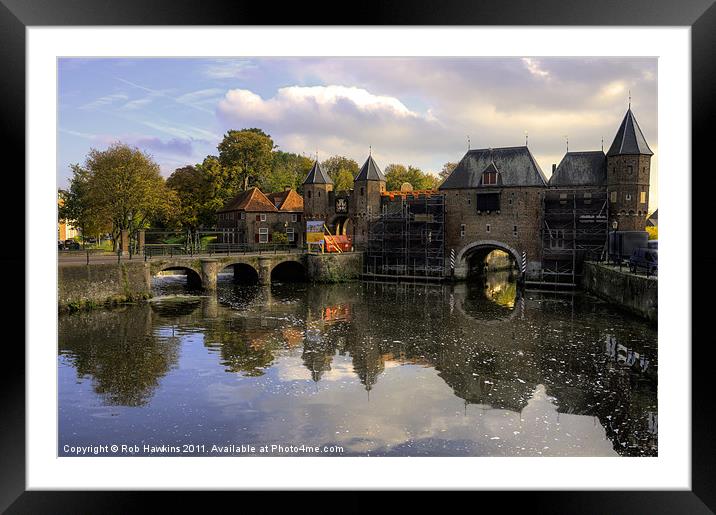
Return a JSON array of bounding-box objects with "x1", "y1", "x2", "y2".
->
[{"x1": 58, "y1": 271, "x2": 657, "y2": 457}]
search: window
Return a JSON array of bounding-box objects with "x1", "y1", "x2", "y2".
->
[
  {"x1": 291, "y1": 214, "x2": 297, "y2": 222},
  {"x1": 318, "y1": 191, "x2": 321, "y2": 197},
  {"x1": 486, "y1": 224, "x2": 491, "y2": 233},
  {"x1": 610, "y1": 191, "x2": 617, "y2": 203},
  {"x1": 640, "y1": 191, "x2": 647, "y2": 204},
  {"x1": 476, "y1": 192, "x2": 500, "y2": 212},
  {"x1": 240, "y1": 212, "x2": 246, "y2": 220},
  {"x1": 559, "y1": 193, "x2": 568, "y2": 205},
  {"x1": 482, "y1": 171, "x2": 498, "y2": 185},
  {"x1": 467, "y1": 194, "x2": 471, "y2": 205},
  {"x1": 513, "y1": 225, "x2": 518, "y2": 236},
  {"x1": 584, "y1": 192, "x2": 592, "y2": 205},
  {"x1": 259, "y1": 227, "x2": 268, "y2": 243},
  {"x1": 286, "y1": 227, "x2": 295, "y2": 242},
  {"x1": 360, "y1": 187, "x2": 364, "y2": 196},
  {"x1": 625, "y1": 194, "x2": 632, "y2": 201},
  {"x1": 260, "y1": 213, "x2": 267, "y2": 222},
  {"x1": 627, "y1": 165, "x2": 633, "y2": 176},
  {"x1": 307, "y1": 190, "x2": 312, "y2": 199},
  {"x1": 460, "y1": 224, "x2": 466, "y2": 238}
]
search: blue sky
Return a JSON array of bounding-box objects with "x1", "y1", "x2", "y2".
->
[{"x1": 58, "y1": 57, "x2": 658, "y2": 206}]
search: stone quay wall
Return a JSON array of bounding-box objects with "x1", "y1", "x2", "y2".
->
[{"x1": 582, "y1": 261, "x2": 657, "y2": 323}]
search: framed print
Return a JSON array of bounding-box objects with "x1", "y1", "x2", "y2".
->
[{"x1": 3, "y1": 0, "x2": 714, "y2": 511}]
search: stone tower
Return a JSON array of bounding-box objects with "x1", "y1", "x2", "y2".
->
[
  {"x1": 351, "y1": 154, "x2": 386, "y2": 248},
  {"x1": 302, "y1": 160, "x2": 333, "y2": 221},
  {"x1": 606, "y1": 108, "x2": 653, "y2": 232}
]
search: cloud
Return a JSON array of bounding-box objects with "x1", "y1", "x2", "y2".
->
[
  {"x1": 80, "y1": 93, "x2": 129, "y2": 110},
  {"x1": 203, "y1": 59, "x2": 256, "y2": 79},
  {"x1": 133, "y1": 136, "x2": 194, "y2": 157},
  {"x1": 217, "y1": 84, "x2": 448, "y2": 168}
]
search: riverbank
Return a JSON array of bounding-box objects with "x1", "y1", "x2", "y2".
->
[{"x1": 581, "y1": 261, "x2": 657, "y2": 323}]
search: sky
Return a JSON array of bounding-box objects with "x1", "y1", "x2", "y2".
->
[{"x1": 58, "y1": 57, "x2": 658, "y2": 208}]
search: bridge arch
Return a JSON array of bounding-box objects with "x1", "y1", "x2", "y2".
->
[
  {"x1": 455, "y1": 240, "x2": 522, "y2": 280},
  {"x1": 153, "y1": 265, "x2": 203, "y2": 289},
  {"x1": 219, "y1": 262, "x2": 260, "y2": 284},
  {"x1": 270, "y1": 259, "x2": 307, "y2": 282}
]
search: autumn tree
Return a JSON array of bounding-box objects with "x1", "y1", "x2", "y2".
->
[
  {"x1": 59, "y1": 164, "x2": 111, "y2": 244},
  {"x1": 217, "y1": 128, "x2": 275, "y2": 192},
  {"x1": 81, "y1": 143, "x2": 177, "y2": 249}
]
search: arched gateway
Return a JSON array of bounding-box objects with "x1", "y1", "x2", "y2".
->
[{"x1": 453, "y1": 240, "x2": 523, "y2": 280}]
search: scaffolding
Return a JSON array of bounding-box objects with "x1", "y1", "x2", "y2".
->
[
  {"x1": 540, "y1": 189, "x2": 609, "y2": 285},
  {"x1": 365, "y1": 191, "x2": 446, "y2": 280}
]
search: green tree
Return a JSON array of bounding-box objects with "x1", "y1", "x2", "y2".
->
[
  {"x1": 264, "y1": 151, "x2": 313, "y2": 193},
  {"x1": 218, "y1": 129, "x2": 275, "y2": 191},
  {"x1": 83, "y1": 143, "x2": 177, "y2": 249},
  {"x1": 384, "y1": 164, "x2": 439, "y2": 191},
  {"x1": 166, "y1": 165, "x2": 216, "y2": 230},
  {"x1": 333, "y1": 169, "x2": 355, "y2": 192},
  {"x1": 321, "y1": 155, "x2": 359, "y2": 189}
]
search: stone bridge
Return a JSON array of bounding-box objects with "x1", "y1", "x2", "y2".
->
[
  {"x1": 58, "y1": 251, "x2": 364, "y2": 311},
  {"x1": 148, "y1": 251, "x2": 362, "y2": 290}
]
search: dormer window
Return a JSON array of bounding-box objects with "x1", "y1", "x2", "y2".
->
[
  {"x1": 480, "y1": 162, "x2": 500, "y2": 186},
  {"x1": 482, "y1": 170, "x2": 498, "y2": 185}
]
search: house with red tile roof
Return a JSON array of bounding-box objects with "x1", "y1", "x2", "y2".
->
[{"x1": 217, "y1": 187, "x2": 303, "y2": 246}]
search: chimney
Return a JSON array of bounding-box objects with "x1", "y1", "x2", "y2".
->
[{"x1": 552, "y1": 163, "x2": 556, "y2": 174}]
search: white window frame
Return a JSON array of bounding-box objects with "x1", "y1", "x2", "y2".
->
[
  {"x1": 460, "y1": 224, "x2": 465, "y2": 238},
  {"x1": 259, "y1": 227, "x2": 268, "y2": 243},
  {"x1": 291, "y1": 214, "x2": 297, "y2": 222},
  {"x1": 286, "y1": 227, "x2": 295, "y2": 242},
  {"x1": 260, "y1": 213, "x2": 267, "y2": 222}
]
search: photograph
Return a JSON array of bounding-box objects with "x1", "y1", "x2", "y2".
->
[{"x1": 56, "y1": 56, "x2": 659, "y2": 458}]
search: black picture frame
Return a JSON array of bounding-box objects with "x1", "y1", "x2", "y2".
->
[{"x1": 2, "y1": 0, "x2": 713, "y2": 511}]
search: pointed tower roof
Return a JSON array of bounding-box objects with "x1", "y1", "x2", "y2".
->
[
  {"x1": 607, "y1": 108, "x2": 653, "y2": 157},
  {"x1": 355, "y1": 155, "x2": 386, "y2": 182},
  {"x1": 302, "y1": 160, "x2": 333, "y2": 185}
]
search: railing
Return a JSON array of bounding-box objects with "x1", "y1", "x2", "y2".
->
[
  {"x1": 205, "y1": 243, "x2": 299, "y2": 256},
  {"x1": 58, "y1": 249, "x2": 122, "y2": 264},
  {"x1": 143, "y1": 242, "x2": 301, "y2": 259}
]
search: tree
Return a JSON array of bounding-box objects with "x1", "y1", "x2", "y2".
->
[
  {"x1": 321, "y1": 155, "x2": 359, "y2": 190},
  {"x1": 82, "y1": 143, "x2": 177, "y2": 249},
  {"x1": 59, "y1": 164, "x2": 111, "y2": 244},
  {"x1": 333, "y1": 169, "x2": 355, "y2": 192},
  {"x1": 218, "y1": 129, "x2": 275, "y2": 191},
  {"x1": 384, "y1": 164, "x2": 439, "y2": 191},
  {"x1": 166, "y1": 165, "x2": 215, "y2": 230},
  {"x1": 264, "y1": 151, "x2": 313, "y2": 193},
  {"x1": 439, "y1": 162, "x2": 458, "y2": 182}
]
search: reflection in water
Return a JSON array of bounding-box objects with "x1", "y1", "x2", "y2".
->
[{"x1": 59, "y1": 271, "x2": 657, "y2": 457}]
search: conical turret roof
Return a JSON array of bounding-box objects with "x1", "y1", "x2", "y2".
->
[
  {"x1": 303, "y1": 160, "x2": 333, "y2": 185},
  {"x1": 607, "y1": 108, "x2": 653, "y2": 157},
  {"x1": 355, "y1": 155, "x2": 386, "y2": 182}
]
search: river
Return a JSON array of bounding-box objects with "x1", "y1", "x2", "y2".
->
[{"x1": 58, "y1": 271, "x2": 657, "y2": 457}]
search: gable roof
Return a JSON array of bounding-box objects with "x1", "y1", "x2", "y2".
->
[
  {"x1": 607, "y1": 108, "x2": 653, "y2": 157},
  {"x1": 355, "y1": 155, "x2": 386, "y2": 182},
  {"x1": 303, "y1": 160, "x2": 333, "y2": 185},
  {"x1": 268, "y1": 189, "x2": 304, "y2": 212},
  {"x1": 439, "y1": 146, "x2": 547, "y2": 189},
  {"x1": 218, "y1": 187, "x2": 278, "y2": 213},
  {"x1": 549, "y1": 151, "x2": 607, "y2": 187}
]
